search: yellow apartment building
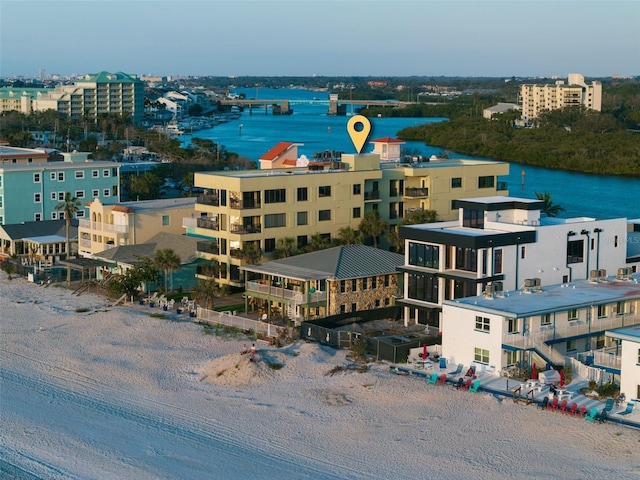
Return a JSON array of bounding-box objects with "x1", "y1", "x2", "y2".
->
[
  {"x1": 189, "y1": 144, "x2": 509, "y2": 287},
  {"x1": 78, "y1": 197, "x2": 196, "y2": 257}
]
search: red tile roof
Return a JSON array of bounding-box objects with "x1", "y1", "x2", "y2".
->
[
  {"x1": 261, "y1": 141, "x2": 294, "y2": 161},
  {"x1": 370, "y1": 137, "x2": 405, "y2": 144},
  {"x1": 283, "y1": 159, "x2": 297, "y2": 166},
  {"x1": 112, "y1": 205, "x2": 134, "y2": 213}
]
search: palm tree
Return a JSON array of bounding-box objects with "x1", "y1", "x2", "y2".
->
[
  {"x1": 191, "y1": 278, "x2": 225, "y2": 310},
  {"x1": 359, "y1": 210, "x2": 389, "y2": 248},
  {"x1": 154, "y1": 248, "x2": 181, "y2": 292},
  {"x1": 305, "y1": 232, "x2": 330, "y2": 252},
  {"x1": 336, "y1": 226, "x2": 362, "y2": 245},
  {"x1": 271, "y1": 237, "x2": 296, "y2": 259},
  {"x1": 55, "y1": 192, "x2": 82, "y2": 259},
  {"x1": 240, "y1": 242, "x2": 262, "y2": 264},
  {"x1": 535, "y1": 191, "x2": 565, "y2": 217}
]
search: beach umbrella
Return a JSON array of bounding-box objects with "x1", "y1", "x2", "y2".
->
[
  {"x1": 559, "y1": 368, "x2": 565, "y2": 388},
  {"x1": 423, "y1": 343, "x2": 427, "y2": 359},
  {"x1": 531, "y1": 363, "x2": 537, "y2": 381}
]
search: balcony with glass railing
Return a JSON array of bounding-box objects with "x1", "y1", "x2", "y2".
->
[
  {"x1": 197, "y1": 241, "x2": 219, "y2": 255},
  {"x1": 230, "y1": 224, "x2": 261, "y2": 234},
  {"x1": 197, "y1": 193, "x2": 219, "y2": 207},
  {"x1": 196, "y1": 217, "x2": 219, "y2": 231},
  {"x1": 364, "y1": 190, "x2": 381, "y2": 201},
  {"x1": 403, "y1": 187, "x2": 429, "y2": 198}
]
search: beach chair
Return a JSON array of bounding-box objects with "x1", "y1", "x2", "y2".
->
[
  {"x1": 547, "y1": 397, "x2": 559, "y2": 411},
  {"x1": 436, "y1": 373, "x2": 447, "y2": 386},
  {"x1": 577, "y1": 405, "x2": 587, "y2": 417},
  {"x1": 460, "y1": 378, "x2": 472, "y2": 391},
  {"x1": 595, "y1": 410, "x2": 608, "y2": 424},
  {"x1": 447, "y1": 364, "x2": 464, "y2": 378},
  {"x1": 601, "y1": 398, "x2": 615, "y2": 415},
  {"x1": 556, "y1": 399, "x2": 568, "y2": 413},
  {"x1": 619, "y1": 401, "x2": 636, "y2": 416},
  {"x1": 585, "y1": 407, "x2": 598, "y2": 422},
  {"x1": 469, "y1": 379, "x2": 481, "y2": 393},
  {"x1": 426, "y1": 372, "x2": 439, "y2": 385},
  {"x1": 538, "y1": 397, "x2": 549, "y2": 410},
  {"x1": 566, "y1": 402, "x2": 578, "y2": 416},
  {"x1": 455, "y1": 377, "x2": 465, "y2": 389},
  {"x1": 439, "y1": 357, "x2": 447, "y2": 370}
]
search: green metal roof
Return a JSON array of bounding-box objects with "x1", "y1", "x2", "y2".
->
[{"x1": 75, "y1": 71, "x2": 142, "y2": 84}]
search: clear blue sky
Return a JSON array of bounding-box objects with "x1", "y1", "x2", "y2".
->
[{"x1": 1, "y1": 0, "x2": 638, "y2": 78}]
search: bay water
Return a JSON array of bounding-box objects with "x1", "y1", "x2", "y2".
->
[{"x1": 186, "y1": 87, "x2": 640, "y2": 220}]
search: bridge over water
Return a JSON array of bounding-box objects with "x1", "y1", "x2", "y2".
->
[{"x1": 219, "y1": 96, "x2": 418, "y2": 115}]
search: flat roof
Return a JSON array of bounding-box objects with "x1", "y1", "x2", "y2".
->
[
  {"x1": 606, "y1": 323, "x2": 640, "y2": 343},
  {"x1": 444, "y1": 275, "x2": 640, "y2": 317}
]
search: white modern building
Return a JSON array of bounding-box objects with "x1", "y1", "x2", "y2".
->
[
  {"x1": 606, "y1": 325, "x2": 640, "y2": 403},
  {"x1": 398, "y1": 196, "x2": 638, "y2": 328},
  {"x1": 441, "y1": 271, "x2": 640, "y2": 381}
]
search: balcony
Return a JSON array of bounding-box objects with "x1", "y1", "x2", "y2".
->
[
  {"x1": 78, "y1": 219, "x2": 129, "y2": 235},
  {"x1": 578, "y1": 348, "x2": 621, "y2": 371},
  {"x1": 229, "y1": 198, "x2": 261, "y2": 209},
  {"x1": 197, "y1": 193, "x2": 219, "y2": 207},
  {"x1": 404, "y1": 187, "x2": 429, "y2": 198},
  {"x1": 196, "y1": 217, "x2": 219, "y2": 231},
  {"x1": 230, "y1": 224, "x2": 261, "y2": 234},
  {"x1": 246, "y1": 280, "x2": 327, "y2": 304},
  {"x1": 197, "y1": 241, "x2": 219, "y2": 255},
  {"x1": 364, "y1": 190, "x2": 381, "y2": 201},
  {"x1": 182, "y1": 217, "x2": 197, "y2": 228}
]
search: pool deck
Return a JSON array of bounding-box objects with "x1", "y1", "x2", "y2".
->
[{"x1": 389, "y1": 363, "x2": 640, "y2": 430}]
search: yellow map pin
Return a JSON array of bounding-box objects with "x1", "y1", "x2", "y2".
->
[{"x1": 346, "y1": 115, "x2": 371, "y2": 154}]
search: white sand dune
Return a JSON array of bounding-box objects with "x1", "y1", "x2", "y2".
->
[{"x1": 1, "y1": 272, "x2": 639, "y2": 479}]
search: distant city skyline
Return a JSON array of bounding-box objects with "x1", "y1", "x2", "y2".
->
[{"x1": 1, "y1": 1, "x2": 638, "y2": 79}]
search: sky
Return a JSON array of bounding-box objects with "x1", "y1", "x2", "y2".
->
[{"x1": 1, "y1": 0, "x2": 638, "y2": 78}]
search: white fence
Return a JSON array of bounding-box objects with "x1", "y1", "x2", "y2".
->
[
  {"x1": 568, "y1": 357, "x2": 606, "y2": 384},
  {"x1": 196, "y1": 307, "x2": 281, "y2": 338}
]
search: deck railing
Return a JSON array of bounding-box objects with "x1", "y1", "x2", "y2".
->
[{"x1": 246, "y1": 280, "x2": 327, "y2": 304}]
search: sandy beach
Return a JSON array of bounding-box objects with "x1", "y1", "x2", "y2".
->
[{"x1": 1, "y1": 271, "x2": 639, "y2": 479}]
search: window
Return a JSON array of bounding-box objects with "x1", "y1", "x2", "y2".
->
[
  {"x1": 384, "y1": 275, "x2": 390, "y2": 287},
  {"x1": 353, "y1": 184, "x2": 361, "y2": 195},
  {"x1": 351, "y1": 279, "x2": 357, "y2": 292},
  {"x1": 362, "y1": 277, "x2": 368, "y2": 290},
  {"x1": 75, "y1": 171, "x2": 84, "y2": 179},
  {"x1": 371, "y1": 276, "x2": 377, "y2": 289},
  {"x1": 462, "y1": 208, "x2": 484, "y2": 229},
  {"x1": 264, "y1": 213, "x2": 286, "y2": 228},
  {"x1": 75, "y1": 190, "x2": 85, "y2": 199},
  {"x1": 297, "y1": 187, "x2": 308, "y2": 201},
  {"x1": 51, "y1": 212, "x2": 57, "y2": 220},
  {"x1": 567, "y1": 239, "x2": 584, "y2": 264},
  {"x1": 475, "y1": 316, "x2": 490, "y2": 332},
  {"x1": 521, "y1": 246, "x2": 526, "y2": 259},
  {"x1": 541, "y1": 314, "x2": 551, "y2": 326},
  {"x1": 319, "y1": 210, "x2": 331, "y2": 221},
  {"x1": 51, "y1": 192, "x2": 57, "y2": 201},
  {"x1": 407, "y1": 273, "x2": 439, "y2": 303},
  {"x1": 297, "y1": 235, "x2": 307, "y2": 249},
  {"x1": 614, "y1": 236, "x2": 619, "y2": 247},
  {"x1": 76, "y1": 210, "x2": 85, "y2": 218},
  {"x1": 35, "y1": 213, "x2": 42, "y2": 221},
  {"x1": 474, "y1": 347, "x2": 489, "y2": 364},
  {"x1": 568, "y1": 309, "x2": 578, "y2": 320},
  {"x1": 318, "y1": 185, "x2": 331, "y2": 197},
  {"x1": 596, "y1": 335, "x2": 605, "y2": 349},
  {"x1": 162, "y1": 215, "x2": 170, "y2": 226},
  {"x1": 33, "y1": 173, "x2": 41, "y2": 183},
  {"x1": 478, "y1": 176, "x2": 494, "y2": 188},
  {"x1": 637, "y1": 348, "x2": 640, "y2": 364},
  {"x1": 103, "y1": 169, "x2": 110, "y2": 177},
  {"x1": 103, "y1": 189, "x2": 111, "y2": 197},
  {"x1": 297, "y1": 211, "x2": 308, "y2": 226},
  {"x1": 58, "y1": 172, "x2": 65, "y2": 181},
  {"x1": 455, "y1": 247, "x2": 477, "y2": 272},
  {"x1": 50, "y1": 172, "x2": 56, "y2": 181},
  {"x1": 340, "y1": 280, "x2": 346, "y2": 293},
  {"x1": 616, "y1": 302, "x2": 625, "y2": 315},
  {"x1": 375, "y1": 299, "x2": 380, "y2": 307},
  {"x1": 32, "y1": 192, "x2": 42, "y2": 203},
  {"x1": 92, "y1": 170, "x2": 99, "y2": 178},
  {"x1": 264, "y1": 238, "x2": 276, "y2": 253},
  {"x1": 353, "y1": 207, "x2": 361, "y2": 219},
  {"x1": 351, "y1": 303, "x2": 357, "y2": 312},
  {"x1": 493, "y1": 249, "x2": 503, "y2": 274},
  {"x1": 408, "y1": 242, "x2": 440, "y2": 268},
  {"x1": 507, "y1": 318, "x2": 519, "y2": 333},
  {"x1": 451, "y1": 177, "x2": 462, "y2": 188},
  {"x1": 92, "y1": 189, "x2": 99, "y2": 197},
  {"x1": 340, "y1": 304, "x2": 346, "y2": 314},
  {"x1": 58, "y1": 192, "x2": 64, "y2": 201},
  {"x1": 597, "y1": 305, "x2": 607, "y2": 318},
  {"x1": 264, "y1": 188, "x2": 286, "y2": 204},
  {"x1": 566, "y1": 340, "x2": 576, "y2": 351}
]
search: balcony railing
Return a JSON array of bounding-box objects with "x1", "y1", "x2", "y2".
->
[
  {"x1": 404, "y1": 187, "x2": 429, "y2": 198},
  {"x1": 182, "y1": 217, "x2": 197, "y2": 228},
  {"x1": 197, "y1": 193, "x2": 219, "y2": 207},
  {"x1": 364, "y1": 190, "x2": 381, "y2": 201},
  {"x1": 578, "y1": 348, "x2": 621, "y2": 371},
  {"x1": 197, "y1": 241, "x2": 219, "y2": 255},
  {"x1": 230, "y1": 224, "x2": 261, "y2": 234},
  {"x1": 246, "y1": 280, "x2": 327, "y2": 304},
  {"x1": 196, "y1": 217, "x2": 219, "y2": 231},
  {"x1": 78, "y1": 219, "x2": 128, "y2": 234},
  {"x1": 230, "y1": 198, "x2": 261, "y2": 209}
]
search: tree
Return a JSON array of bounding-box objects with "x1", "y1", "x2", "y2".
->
[
  {"x1": 154, "y1": 249, "x2": 181, "y2": 292},
  {"x1": 106, "y1": 258, "x2": 159, "y2": 299},
  {"x1": 0, "y1": 258, "x2": 16, "y2": 280},
  {"x1": 336, "y1": 226, "x2": 362, "y2": 245},
  {"x1": 271, "y1": 237, "x2": 296, "y2": 259},
  {"x1": 535, "y1": 191, "x2": 565, "y2": 217},
  {"x1": 240, "y1": 242, "x2": 262, "y2": 264},
  {"x1": 359, "y1": 210, "x2": 389, "y2": 248},
  {"x1": 129, "y1": 171, "x2": 163, "y2": 200},
  {"x1": 191, "y1": 278, "x2": 226, "y2": 310},
  {"x1": 55, "y1": 192, "x2": 82, "y2": 260},
  {"x1": 304, "y1": 233, "x2": 330, "y2": 252}
]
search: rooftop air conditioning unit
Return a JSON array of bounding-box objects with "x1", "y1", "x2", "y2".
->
[
  {"x1": 484, "y1": 285, "x2": 494, "y2": 298},
  {"x1": 618, "y1": 267, "x2": 626, "y2": 279},
  {"x1": 589, "y1": 270, "x2": 598, "y2": 282},
  {"x1": 597, "y1": 269, "x2": 607, "y2": 279},
  {"x1": 493, "y1": 281, "x2": 504, "y2": 292},
  {"x1": 524, "y1": 278, "x2": 535, "y2": 288}
]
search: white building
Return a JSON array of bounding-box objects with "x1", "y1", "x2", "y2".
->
[
  {"x1": 441, "y1": 271, "x2": 640, "y2": 381},
  {"x1": 606, "y1": 325, "x2": 640, "y2": 404},
  {"x1": 398, "y1": 196, "x2": 638, "y2": 328}
]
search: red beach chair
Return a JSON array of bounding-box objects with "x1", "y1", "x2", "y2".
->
[
  {"x1": 460, "y1": 378, "x2": 472, "y2": 391},
  {"x1": 437, "y1": 373, "x2": 447, "y2": 386},
  {"x1": 566, "y1": 402, "x2": 578, "y2": 415},
  {"x1": 556, "y1": 399, "x2": 568, "y2": 412},
  {"x1": 547, "y1": 397, "x2": 559, "y2": 411},
  {"x1": 577, "y1": 405, "x2": 587, "y2": 417}
]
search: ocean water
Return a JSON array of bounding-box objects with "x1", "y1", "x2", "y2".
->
[{"x1": 186, "y1": 87, "x2": 640, "y2": 220}]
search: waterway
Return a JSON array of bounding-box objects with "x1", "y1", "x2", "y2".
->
[{"x1": 185, "y1": 87, "x2": 640, "y2": 220}]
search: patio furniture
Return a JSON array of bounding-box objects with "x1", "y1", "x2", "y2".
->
[
  {"x1": 547, "y1": 397, "x2": 559, "y2": 411},
  {"x1": 439, "y1": 357, "x2": 447, "y2": 370},
  {"x1": 577, "y1": 405, "x2": 587, "y2": 417},
  {"x1": 585, "y1": 407, "x2": 598, "y2": 422},
  {"x1": 538, "y1": 397, "x2": 549, "y2": 410},
  {"x1": 447, "y1": 364, "x2": 464, "y2": 378},
  {"x1": 426, "y1": 372, "x2": 439, "y2": 385},
  {"x1": 455, "y1": 377, "x2": 465, "y2": 389},
  {"x1": 601, "y1": 398, "x2": 615, "y2": 415},
  {"x1": 556, "y1": 399, "x2": 568, "y2": 413},
  {"x1": 619, "y1": 401, "x2": 636, "y2": 416},
  {"x1": 469, "y1": 380, "x2": 481, "y2": 393},
  {"x1": 459, "y1": 378, "x2": 472, "y2": 391},
  {"x1": 566, "y1": 402, "x2": 578, "y2": 416},
  {"x1": 595, "y1": 410, "x2": 608, "y2": 423},
  {"x1": 436, "y1": 373, "x2": 447, "y2": 386}
]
